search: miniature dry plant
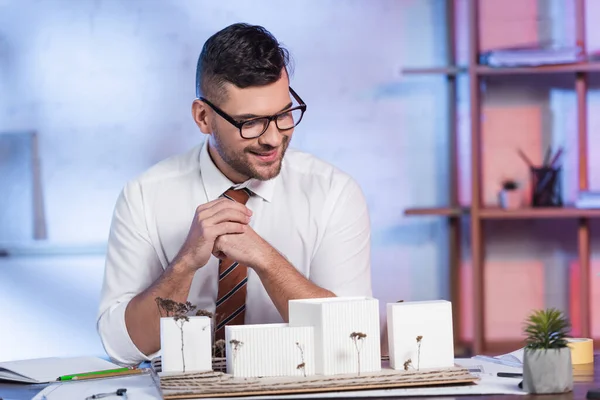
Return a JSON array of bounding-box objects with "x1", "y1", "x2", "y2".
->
[
  {"x1": 350, "y1": 332, "x2": 367, "y2": 376},
  {"x1": 403, "y1": 336, "x2": 424, "y2": 371},
  {"x1": 296, "y1": 342, "x2": 306, "y2": 377},
  {"x1": 214, "y1": 339, "x2": 226, "y2": 358},
  {"x1": 195, "y1": 309, "x2": 222, "y2": 358},
  {"x1": 156, "y1": 297, "x2": 197, "y2": 373},
  {"x1": 416, "y1": 335, "x2": 423, "y2": 370},
  {"x1": 229, "y1": 339, "x2": 244, "y2": 373}
]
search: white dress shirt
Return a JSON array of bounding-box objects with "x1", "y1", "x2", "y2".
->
[{"x1": 97, "y1": 140, "x2": 372, "y2": 365}]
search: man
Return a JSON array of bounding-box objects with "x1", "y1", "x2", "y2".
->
[{"x1": 97, "y1": 23, "x2": 372, "y2": 366}]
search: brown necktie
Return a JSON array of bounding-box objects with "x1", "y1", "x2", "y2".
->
[{"x1": 214, "y1": 187, "x2": 252, "y2": 341}]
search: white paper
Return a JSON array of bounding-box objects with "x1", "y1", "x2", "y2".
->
[
  {"x1": 455, "y1": 357, "x2": 523, "y2": 377},
  {"x1": 0, "y1": 356, "x2": 121, "y2": 383},
  {"x1": 473, "y1": 348, "x2": 525, "y2": 368},
  {"x1": 31, "y1": 371, "x2": 162, "y2": 400}
]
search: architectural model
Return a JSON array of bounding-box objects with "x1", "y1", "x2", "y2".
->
[
  {"x1": 224, "y1": 323, "x2": 315, "y2": 378},
  {"x1": 387, "y1": 300, "x2": 455, "y2": 370},
  {"x1": 160, "y1": 315, "x2": 212, "y2": 373},
  {"x1": 288, "y1": 297, "x2": 381, "y2": 376}
]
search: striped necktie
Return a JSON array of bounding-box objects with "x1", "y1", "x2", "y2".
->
[{"x1": 214, "y1": 187, "x2": 252, "y2": 341}]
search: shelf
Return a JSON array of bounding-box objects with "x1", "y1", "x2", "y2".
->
[
  {"x1": 405, "y1": 207, "x2": 600, "y2": 219},
  {"x1": 476, "y1": 62, "x2": 600, "y2": 75},
  {"x1": 0, "y1": 241, "x2": 107, "y2": 257},
  {"x1": 479, "y1": 207, "x2": 600, "y2": 219},
  {"x1": 402, "y1": 62, "x2": 600, "y2": 77},
  {"x1": 401, "y1": 66, "x2": 465, "y2": 76},
  {"x1": 404, "y1": 207, "x2": 465, "y2": 217}
]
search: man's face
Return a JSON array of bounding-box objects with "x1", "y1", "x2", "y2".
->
[{"x1": 208, "y1": 73, "x2": 293, "y2": 182}]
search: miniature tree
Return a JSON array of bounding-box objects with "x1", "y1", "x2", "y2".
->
[
  {"x1": 296, "y1": 342, "x2": 306, "y2": 377},
  {"x1": 214, "y1": 339, "x2": 226, "y2": 358},
  {"x1": 402, "y1": 336, "x2": 424, "y2": 371},
  {"x1": 195, "y1": 309, "x2": 220, "y2": 358},
  {"x1": 156, "y1": 297, "x2": 197, "y2": 373},
  {"x1": 349, "y1": 332, "x2": 367, "y2": 376},
  {"x1": 229, "y1": 339, "x2": 244, "y2": 373},
  {"x1": 416, "y1": 335, "x2": 423, "y2": 370}
]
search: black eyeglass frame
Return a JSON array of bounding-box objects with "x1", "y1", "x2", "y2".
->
[{"x1": 199, "y1": 87, "x2": 307, "y2": 139}]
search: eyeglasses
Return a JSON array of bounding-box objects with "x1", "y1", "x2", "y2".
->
[{"x1": 200, "y1": 87, "x2": 307, "y2": 139}]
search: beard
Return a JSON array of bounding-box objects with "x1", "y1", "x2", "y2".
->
[{"x1": 211, "y1": 128, "x2": 290, "y2": 181}]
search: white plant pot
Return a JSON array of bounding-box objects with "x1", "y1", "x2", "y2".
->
[
  {"x1": 499, "y1": 189, "x2": 521, "y2": 209},
  {"x1": 522, "y1": 347, "x2": 573, "y2": 394},
  {"x1": 160, "y1": 316, "x2": 212, "y2": 373}
]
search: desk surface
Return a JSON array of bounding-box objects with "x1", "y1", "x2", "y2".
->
[{"x1": 1, "y1": 357, "x2": 598, "y2": 400}]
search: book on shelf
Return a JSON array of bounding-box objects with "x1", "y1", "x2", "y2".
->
[
  {"x1": 479, "y1": 45, "x2": 583, "y2": 67},
  {"x1": 574, "y1": 191, "x2": 600, "y2": 209}
]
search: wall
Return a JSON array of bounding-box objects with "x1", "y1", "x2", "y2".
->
[{"x1": 0, "y1": 0, "x2": 599, "y2": 361}]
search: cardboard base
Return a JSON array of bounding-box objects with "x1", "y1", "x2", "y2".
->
[{"x1": 159, "y1": 366, "x2": 478, "y2": 399}]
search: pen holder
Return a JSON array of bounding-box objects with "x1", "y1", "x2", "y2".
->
[{"x1": 530, "y1": 166, "x2": 562, "y2": 207}]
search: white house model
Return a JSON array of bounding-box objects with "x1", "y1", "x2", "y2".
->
[
  {"x1": 289, "y1": 297, "x2": 381, "y2": 376},
  {"x1": 387, "y1": 300, "x2": 455, "y2": 370},
  {"x1": 225, "y1": 323, "x2": 315, "y2": 378},
  {"x1": 160, "y1": 316, "x2": 212, "y2": 373}
]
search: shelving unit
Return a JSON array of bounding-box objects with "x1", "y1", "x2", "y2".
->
[{"x1": 403, "y1": 0, "x2": 597, "y2": 356}]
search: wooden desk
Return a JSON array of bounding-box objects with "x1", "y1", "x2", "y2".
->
[{"x1": 1, "y1": 356, "x2": 598, "y2": 400}]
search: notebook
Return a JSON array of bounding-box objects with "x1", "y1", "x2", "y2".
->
[{"x1": 0, "y1": 356, "x2": 122, "y2": 383}]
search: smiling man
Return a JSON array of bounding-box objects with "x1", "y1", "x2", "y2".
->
[{"x1": 97, "y1": 23, "x2": 372, "y2": 365}]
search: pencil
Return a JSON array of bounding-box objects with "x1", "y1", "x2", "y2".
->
[
  {"x1": 71, "y1": 368, "x2": 144, "y2": 381},
  {"x1": 517, "y1": 148, "x2": 534, "y2": 167},
  {"x1": 549, "y1": 147, "x2": 564, "y2": 167}
]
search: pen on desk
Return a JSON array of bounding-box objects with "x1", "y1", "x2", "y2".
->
[
  {"x1": 57, "y1": 367, "x2": 137, "y2": 381},
  {"x1": 497, "y1": 372, "x2": 523, "y2": 378}
]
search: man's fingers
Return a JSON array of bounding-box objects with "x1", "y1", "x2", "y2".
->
[
  {"x1": 206, "y1": 222, "x2": 246, "y2": 239},
  {"x1": 196, "y1": 198, "x2": 252, "y2": 219},
  {"x1": 203, "y1": 209, "x2": 250, "y2": 227}
]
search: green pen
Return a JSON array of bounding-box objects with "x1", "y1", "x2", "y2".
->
[{"x1": 57, "y1": 367, "x2": 132, "y2": 381}]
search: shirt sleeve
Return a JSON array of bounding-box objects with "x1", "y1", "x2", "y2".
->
[
  {"x1": 96, "y1": 180, "x2": 164, "y2": 366},
  {"x1": 309, "y1": 177, "x2": 373, "y2": 298}
]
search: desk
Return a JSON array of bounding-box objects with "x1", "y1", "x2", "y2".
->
[{"x1": 1, "y1": 356, "x2": 598, "y2": 400}]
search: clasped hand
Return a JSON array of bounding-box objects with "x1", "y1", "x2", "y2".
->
[{"x1": 176, "y1": 198, "x2": 269, "y2": 272}]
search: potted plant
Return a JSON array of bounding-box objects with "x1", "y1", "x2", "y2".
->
[
  {"x1": 498, "y1": 179, "x2": 521, "y2": 209},
  {"x1": 522, "y1": 308, "x2": 573, "y2": 394}
]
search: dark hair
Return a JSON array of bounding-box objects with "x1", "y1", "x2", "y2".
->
[{"x1": 196, "y1": 23, "x2": 291, "y2": 103}]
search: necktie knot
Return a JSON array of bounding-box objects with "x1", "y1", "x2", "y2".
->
[{"x1": 222, "y1": 187, "x2": 252, "y2": 205}]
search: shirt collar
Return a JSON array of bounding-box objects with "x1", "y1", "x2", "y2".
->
[{"x1": 199, "y1": 140, "x2": 278, "y2": 203}]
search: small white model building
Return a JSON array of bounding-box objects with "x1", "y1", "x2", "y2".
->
[
  {"x1": 289, "y1": 297, "x2": 381, "y2": 376},
  {"x1": 387, "y1": 300, "x2": 455, "y2": 370},
  {"x1": 160, "y1": 316, "x2": 212, "y2": 373},
  {"x1": 225, "y1": 323, "x2": 315, "y2": 378}
]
